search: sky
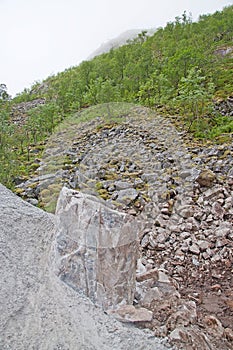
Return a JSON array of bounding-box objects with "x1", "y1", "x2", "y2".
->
[{"x1": 0, "y1": 0, "x2": 232, "y2": 97}]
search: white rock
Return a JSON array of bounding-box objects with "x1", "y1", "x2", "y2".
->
[
  {"x1": 189, "y1": 244, "x2": 200, "y2": 255},
  {"x1": 55, "y1": 187, "x2": 139, "y2": 310},
  {"x1": 109, "y1": 305, "x2": 153, "y2": 323}
]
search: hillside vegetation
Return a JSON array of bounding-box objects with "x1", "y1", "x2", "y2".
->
[{"x1": 0, "y1": 5, "x2": 233, "y2": 190}]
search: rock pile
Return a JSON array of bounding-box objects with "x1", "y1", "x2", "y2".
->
[
  {"x1": 11, "y1": 98, "x2": 46, "y2": 125},
  {"x1": 15, "y1": 105, "x2": 233, "y2": 349},
  {"x1": 136, "y1": 174, "x2": 233, "y2": 348},
  {"x1": 214, "y1": 95, "x2": 233, "y2": 116}
]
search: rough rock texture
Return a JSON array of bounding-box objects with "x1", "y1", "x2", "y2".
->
[
  {"x1": 0, "y1": 184, "x2": 171, "y2": 350},
  {"x1": 12, "y1": 104, "x2": 233, "y2": 349},
  {"x1": 55, "y1": 187, "x2": 139, "y2": 310}
]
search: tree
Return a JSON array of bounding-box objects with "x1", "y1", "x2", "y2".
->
[
  {"x1": 175, "y1": 67, "x2": 215, "y2": 129},
  {"x1": 0, "y1": 84, "x2": 10, "y2": 101},
  {"x1": 0, "y1": 110, "x2": 12, "y2": 149},
  {"x1": 138, "y1": 71, "x2": 173, "y2": 106},
  {"x1": 0, "y1": 85, "x2": 12, "y2": 152},
  {"x1": 84, "y1": 78, "x2": 121, "y2": 105}
]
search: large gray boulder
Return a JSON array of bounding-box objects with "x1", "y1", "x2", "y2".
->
[{"x1": 55, "y1": 187, "x2": 139, "y2": 310}]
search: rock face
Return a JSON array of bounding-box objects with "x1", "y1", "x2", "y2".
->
[{"x1": 55, "y1": 187, "x2": 139, "y2": 310}]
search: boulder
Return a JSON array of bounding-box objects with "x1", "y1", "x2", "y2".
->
[
  {"x1": 108, "y1": 305, "x2": 153, "y2": 323},
  {"x1": 116, "y1": 188, "x2": 139, "y2": 205},
  {"x1": 196, "y1": 169, "x2": 216, "y2": 187},
  {"x1": 54, "y1": 187, "x2": 139, "y2": 310}
]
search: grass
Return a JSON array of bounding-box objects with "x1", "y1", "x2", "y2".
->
[
  {"x1": 190, "y1": 114, "x2": 233, "y2": 141},
  {"x1": 72, "y1": 102, "x2": 137, "y2": 124}
]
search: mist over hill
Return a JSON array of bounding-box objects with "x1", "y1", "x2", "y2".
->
[{"x1": 87, "y1": 28, "x2": 156, "y2": 59}]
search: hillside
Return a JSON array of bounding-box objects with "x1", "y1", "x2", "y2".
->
[
  {"x1": 0, "y1": 6, "x2": 233, "y2": 349},
  {"x1": 0, "y1": 5, "x2": 233, "y2": 190}
]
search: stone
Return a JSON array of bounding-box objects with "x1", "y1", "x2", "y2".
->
[
  {"x1": 114, "y1": 181, "x2": 133, "y2": 190},
  {"x1": 193, "y1": 210, "x2": 204, "y2": 221},
  {"x1": 136, "y1": 259, "x2": 146, "y2": 275},
  {"x1": 197, "y1": 240, "x2": 210, "y2": 252},
  {"x1": 215, "y1": 224, "x2": 231, "y2": 237},
  {"x1": 119, "y1": 163, "x2": 125, "y2": 172},
  {"x1": 181, "y1": 218, "x2": 193, "y2": 230},
  {"x1": 152, "y1": 216, "x2": 162, "y2": 227},
  {"x1": 167, "y1": 301, "x2": 197, "y2": 329},
  {"x1": 127, "y1": 208, "x2": 137, "y2": 215},
  {"x1": 26, "y1": 198, "x2": 39, "y2": 206},
  {"x1": 224, "y1": 196, "x2": 233, "y2": 209},
  {"x1": 203, "y1": 186, "x2": 223, "y2": 200},
  {"x1": 108, "y1": 305, "x2": 153, "y2": 323},
  {"x1": 202, "y1": 248, "x2": 212, "y2": 259},
  {"x1": 196, "y1": 169, "x2": 216, "y2": 187},
  {"x1": 11, "y1": 104, "x2": 233, "y2": 349},
  {"x1": 179, "y1": 170, "x2": 192, "y2": 179},
  {"x1": 225, "y1": 328, "x2": 233, "y2": 341},
  {"x1": 136, "y1": 268, "x2": 159, "y2": 282},
  {"x1": 203, "y1": 315, "x2": 224, "y2": 337},
  {"x1": 156, "y1": 233, "x2": 167, "y2": 244},
  {"x1": 140, "y1": 234, "x2": 150, "y2": 248},
  {"x1": 170, "y1": 224, "x2": 181, "y2": 233},
  {"x1": 189, "y1": 243, "x2": 200, "y2": 255},
  {"x1": 169, "y1": 327, "x2": 189, "y2": 342},
  {"x1": 149, "y1": 235, "x2": 157, "y2": 248},
  {"x1": 158, "y1": 270, "x2": 171, "y2": 283},
  {"x1": 116, "y1": 188, "x2": 139, "y2": 205},
  {"x1": 212, "y1": 202, "x2": 225, "y2": 219},
  {"x1": 141, "y1": 173, "x2": 157, "y2": 183},
  {"x1": 55, "y1": 187, "x2": 139, "y2": 310},
  {"x1": 227, "y1": 167, "x2": 233, "y2": 178},
  {"x1": 177, "y1": 205, "x2": 194, "y2": 218},
  {"x1": 141, "y1": 287, "x2": 163, "y2": 306},
  {"x1": 160, "y1": 207, "x2": 170, "y2": 215},
  {"x1": 215, "y1": 238, "x2": 228, "y2": 248}
]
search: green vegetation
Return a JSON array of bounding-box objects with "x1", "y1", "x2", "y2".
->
[{"x1": 0, "y1": 5, "x2": 233, "y2": 191}]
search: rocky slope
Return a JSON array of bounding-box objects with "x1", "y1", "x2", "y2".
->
[{"x1": 6, "y1": 104, "x2": 233, "y2": 349}]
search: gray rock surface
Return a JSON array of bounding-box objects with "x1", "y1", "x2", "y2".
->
[
  {"x1": 55, "y1": 187, "x2": 139, "y2": 310},
  {"x1": 0, "y1": 183, "x2": 172, "y2": 350}
]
